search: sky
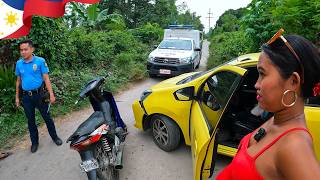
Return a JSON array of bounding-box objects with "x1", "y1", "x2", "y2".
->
[{"x1": 176, "y1": 0, "x2": 252, "y2": 32}]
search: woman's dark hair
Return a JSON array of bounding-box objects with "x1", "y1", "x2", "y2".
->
[{"x1": 261, "y1": 35, "x2": 320, "y2": 98}]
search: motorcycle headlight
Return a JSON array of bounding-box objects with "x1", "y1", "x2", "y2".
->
[
  {"x1": 180, "y1": 57, "x2": 192, "y2": 64},
  {"x1": 140, "y1": 89, "x2": 152, "y2": 102}
]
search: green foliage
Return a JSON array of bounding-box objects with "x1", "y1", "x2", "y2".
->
[
  {"x1": 271, "y1": 0, "x2": 320, "y2": 42},
  {"x1": 96, "y1": 0, "x2": 203, "y2": 30},
  {"x1": 175, "y1": 9, "x2": 204, "y2": 30},
  {"x1": 241, "y1": 0, "x2": 279, "y2": 51},
  {"x1": 27, "y1": 17, "x2": 70, "y2": 69},
  {"x1": 0, "y1": 65, "x2": 15, "y2": 89},
  {"x1": 207, "y1": 31, "x2": 255, "y2": 69},
  {"x1": 208, "y1": 0, "x2": 320, "y2": 69},
  {"x1": 213, "y1": 8, "x2": 247, "y2": 34},
  {"x1": 0, "y1": 39, "x2": 20, "y2": 66},
  {"x1": 242, "y1": 0, "x2": 320, "y2": 50},
  {"x1": 130, "y1": 23, "x2": 164, "y2": 45},
  {"x1": 207, "y1": 7, "x2": 254, "y2": 68},
  {"x1": 114, "y1": 52, "x2": 147, "y2": 80},
  {"x1": 0, "y1": 65, "x2": 16, "y2": 113},
  {"x1": 66, "y1": 2, "x2": 125, "y2": 31},
  {"x1": 151, "y1": 0, "x2": 178, "y2": 28},
  {"x1": 66, "y1": 28, "x2": 111, "y2": 67},
  {"x1": 0, "y1": 112, "x2": 28, "y2": 149}
]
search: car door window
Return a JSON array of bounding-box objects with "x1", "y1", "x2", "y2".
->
[
  {"x1": 199, "y1": 71, "x2": 241, "y2": 129},
  {"x1": 306, "y1": 96, "x2": 320, "y2": 107}
]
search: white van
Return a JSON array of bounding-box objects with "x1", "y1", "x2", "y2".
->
[
  {"x1": 147, "y1": 25, "x2": 202, "y2": 77},
  {"x1": 164, "y1": 25, "x2": 203, "y2": 50}
]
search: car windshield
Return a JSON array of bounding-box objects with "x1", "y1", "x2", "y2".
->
[
  {"x1": 158, "y1": 39, "x2": 192, "y2": 50},
  {"x1": 176, "y1": 71, "x2": 209, "y2": 85},
  {"x1": 176, "y1": 59, "x2": 238, "y2": 85}
]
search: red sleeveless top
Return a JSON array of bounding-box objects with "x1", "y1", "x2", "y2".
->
[{"x1": 216, "y1": 128, "x2": 311, "y2": 180}]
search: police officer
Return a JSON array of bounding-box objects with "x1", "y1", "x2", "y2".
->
[{"x1": 15, "y1": 39, "x2": 62, "y2": 153}]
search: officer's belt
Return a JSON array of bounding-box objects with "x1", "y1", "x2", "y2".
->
[{"x1": 22, "y1": 87, "x2": 42, "y2": 96}]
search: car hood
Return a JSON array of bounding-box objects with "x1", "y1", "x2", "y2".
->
[
  {"x1": 151, "y1": 72, "x2": 198, "y2": 90},
  {"x1": 150, "y1": 49, "x2": 193, "y2": 59}
]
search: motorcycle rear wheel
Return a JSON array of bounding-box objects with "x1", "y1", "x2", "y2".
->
[{"x1": 94, "y1": 140, "x2": 119, "y2": 180}]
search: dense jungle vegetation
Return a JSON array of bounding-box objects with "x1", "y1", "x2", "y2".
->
[{"x1": 207, "y1": 0, "x2": 320, "y2": 68}]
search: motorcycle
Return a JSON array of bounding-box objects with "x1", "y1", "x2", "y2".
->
[{"x1": 67, "y1": 77, "x2": 127, "y2": 180}]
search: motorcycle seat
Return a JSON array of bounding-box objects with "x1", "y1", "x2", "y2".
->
[{"x1": 67, "y1": 111, "x2": 106, "y2": 142}]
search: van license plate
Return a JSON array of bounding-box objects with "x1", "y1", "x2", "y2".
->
[
  {"x1": 80, "y1": 159, "x2": 99, "y2": 172},
  {"x1": 160, "y1": 69, "x2": 171, "y2": 74}
]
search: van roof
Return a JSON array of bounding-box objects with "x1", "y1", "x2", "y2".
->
[
  {"x1": 168, "y1": 25, "x2": 194, "y2": 29},
  {"x1": 163, "y1": 37, "x2": 193, "y2": 41}
]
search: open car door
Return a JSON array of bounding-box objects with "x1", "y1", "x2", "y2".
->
[{"x1": 190, "y1": 65, "x2": 247, "y2": 180}]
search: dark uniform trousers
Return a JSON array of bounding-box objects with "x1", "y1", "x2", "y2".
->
[{"x1": 22, "y1": 92, "x2": 58, "y2": 145}]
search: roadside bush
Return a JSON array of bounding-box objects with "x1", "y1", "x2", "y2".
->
[
  {"x1": 114, "y1": 52, "x2": 147, "y2": 80},
  {"x1": 27, "y1": 17, "x2": 70, "y2": 69},
  {"x1": 130, "y1": 23, "x2": 164, "y2": 45},
  {"x1": 0, "y1": 66, "x2": 16, "y2": 113},
  {"x1": 207, "y1": 31, "x2": 255, "y2": 69},
  {"x1": 67, "y1": 28, "x2": 112, "y2": 67}
]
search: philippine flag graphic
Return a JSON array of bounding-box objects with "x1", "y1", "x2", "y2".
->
[{"x1": 0, "y1": 0, "x2": 99, "y2": 39}]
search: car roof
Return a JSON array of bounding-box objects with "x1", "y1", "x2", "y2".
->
[{"x1": 227, "y1": 53, "x2": 260, "y2": 67}]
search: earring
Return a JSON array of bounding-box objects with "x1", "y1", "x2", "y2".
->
[{"x1": 281, "y1": 90, "x2": 297, "y2": 107}]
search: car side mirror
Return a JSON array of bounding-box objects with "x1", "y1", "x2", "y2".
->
[
  {"x1": 153, "y1": 45, "x2": 158, "y2": 49},
  {"x1": 174, "y1": 86, "x2": 194, "y2": 101},
  {"x1": 194, "y1": 48, "x2": 201, "y2": 51},
  {"x1": 203, "y1": 91, "x2": 221, "y2": 111}
]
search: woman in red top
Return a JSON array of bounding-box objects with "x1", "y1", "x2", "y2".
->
[{"x1": 217, "y1": 29, "x2": 320, "y2": 179}]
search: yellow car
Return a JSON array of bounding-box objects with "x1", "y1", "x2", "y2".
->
[{"x1": 132, "y1": 53, "x2": 320, "y2": 180}]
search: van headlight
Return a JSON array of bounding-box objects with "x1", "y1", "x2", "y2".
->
[
  {"x1": 140, "y1": 89, "x2": 152, "y2": 102},
  {"x1": 148, "y1": 56, "x2": 155, "y2": 62},
  {"x1": 180, "y1": 57, "x2": 192, "y2": 64}
]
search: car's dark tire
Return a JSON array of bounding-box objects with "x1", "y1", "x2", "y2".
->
[
  {"x1": 151, "y1": 115, "x2": 181, "y2": 152},
  {"x1": 191, "y1": 62, "x2": 195, "y2": 71},
  {"x1": 195, "y1": 60, "x2": 200, "y2": 69}
]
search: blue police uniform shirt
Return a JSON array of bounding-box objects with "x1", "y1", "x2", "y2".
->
[{"x1": 15, "y1": 56, "x2": 49, "y2": 91}]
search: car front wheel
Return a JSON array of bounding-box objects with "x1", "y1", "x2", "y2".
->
[{"x1": 151, "y1": 115, "x2": 181, "y2": 152}]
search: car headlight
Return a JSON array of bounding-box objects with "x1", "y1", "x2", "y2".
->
[
  {"x1": 148, "y1": 56, "x2": 155, "y2": 62},
  {"x1": 180, "y1": 57, "x2": 192, "y2": 64},
  {"x1": 140, "y1": 89, "x2": 152, "y2": 102}
]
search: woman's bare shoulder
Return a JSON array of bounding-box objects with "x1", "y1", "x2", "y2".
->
[{"x1": 275, "y1": 130, "x2": 320, "y2": 179}]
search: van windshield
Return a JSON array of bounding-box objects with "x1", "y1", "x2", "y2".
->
[{"x1": 158, "y1": 39, "x2": 192, "y2": 50}]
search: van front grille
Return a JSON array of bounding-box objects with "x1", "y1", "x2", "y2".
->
[{"x1": 154, "y1": 57, "x2": 180, "y2": 64}]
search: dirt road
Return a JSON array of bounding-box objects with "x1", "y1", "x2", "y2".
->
[{"x1": 0, "y1": 41, "x2": 231, "y2": 180}]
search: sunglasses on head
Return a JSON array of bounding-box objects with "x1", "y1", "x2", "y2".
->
[{"x1": 266, "y1": 28, "x2": 304, "y2": 83}]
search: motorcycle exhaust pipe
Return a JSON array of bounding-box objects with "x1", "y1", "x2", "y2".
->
[{"x1": 114, "y1": 143, "x2": 124, "y2": 170}]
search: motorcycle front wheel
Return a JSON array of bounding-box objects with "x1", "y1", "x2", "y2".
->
[{"x1": 94, "y1": 140, "x2": 119, "y2": 180}]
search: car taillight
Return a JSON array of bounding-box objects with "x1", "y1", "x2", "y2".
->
[{"x1": 71, "y1": 124, "x2": 109, "y2": 151}]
